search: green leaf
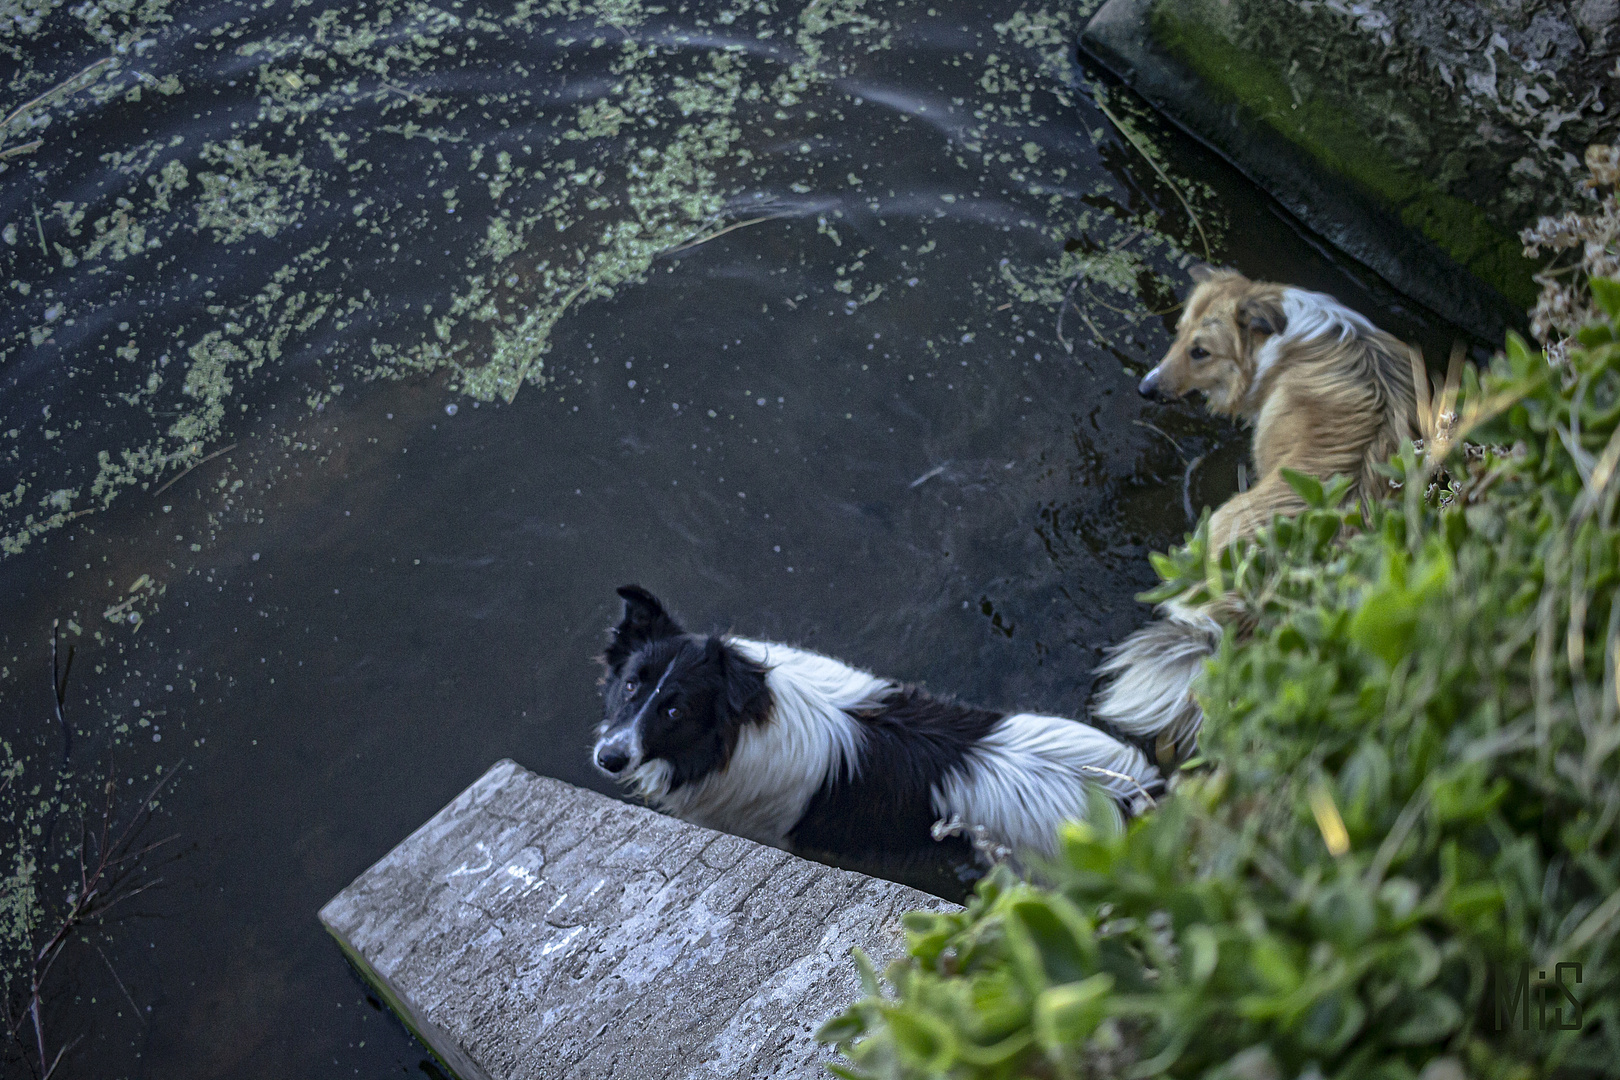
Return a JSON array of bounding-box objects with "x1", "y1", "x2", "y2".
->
[
  {"x1": 1032, "y1": 973, "x2": 1114, "y2": 1050},
  {"x1": 1387, "y1": 990, "x2": 1462, "y2": 1045},
  {"x1": 884, "y1": 1008, "x2": 958, "y2": 1069},
  {"x1": 1084, "y1": 782, "x2": 1125, "y2": 839},
  {"x1": 1577, "y1": 322, "x2": 1616, "y2": 347},
  {"x1": 1430, "y1": 768, "x2": 1508, "y2": 823},
  {"x1": 1321, "y1": 473, "x2": 1356, "y2": 509},
  {"x1": 1306, "y1": 509, "x2": 1343, "y2": 551},
  {"x1": 1504, "y1": 330, "x2": 1538, "y2": 376},
  {"x1": 1347, "y1": 584, "x2": 1417, "y2": 667},
  {"x1": 1299, "y1": 992, "x2": 1367, "y2": 1053},
  {"x1": 1211, "y1": 1046, "x2": 1282, "y2": 1080},
  {"x1": 1390, "y1": 931, "x2": 1441, "y2": 988},
  {"x1": 900, "y1": 913, "x2": 955, "y2": 967},
  {"x1": 1058, "y1": 820, "x2": 1123, "y2": 875},
  {"x1": 955, "y1": 1030, "x2": 1034, "y2": 1067},
  {"x1": 1138, "y1": 578, "x2": 1190, "y2": 604},
  {"x1": 900, "y1": 910, "x2": 947, "y2": 934},
  {"x1": 1378, "y1": 878, "x2": 1422, "y2": 921},
  {"x1": 1281, "y1": 467, "x2": 1325, "y2": 508},
  {"x1": 815, "y1": 1011, "x2": 867, "y2": 1046},
  {"x1": 1006, "y1": 895, "x2": 1097, "y2": 985},
  {"x1": 968, "y1": 968, "x2": 1033, "y2": 1037},
  {"x1": 850, "y1": 947, "x2": 880, "y2": 997},
  {"x1": 1443, "y1": 881, "x2": 1503, "y2": 926},
  {"x1": 824, "y1": 1064, "x2": 875, "y2": 1080},
  {"x1": 1248, "y1": 936, "x2": 1300, "y2": 993},
  {"x1": 1185, "y1": 924, "x2": 1219, "y2": 985},
  {"x1": 1309, "y1": 882, "x2": 1376, "y2": 948},
  {"x1": 1590, "y1": 276, "x2": 1620, "y2": 319}
]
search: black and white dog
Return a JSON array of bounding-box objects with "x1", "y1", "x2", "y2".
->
[{"x1": 592, "y1": 585, "x2": 1163, "y2": 862}]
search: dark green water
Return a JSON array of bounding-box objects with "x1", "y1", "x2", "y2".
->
[{"x1": 0, "y1": 0, "x2": 1465, "y2": 1075}]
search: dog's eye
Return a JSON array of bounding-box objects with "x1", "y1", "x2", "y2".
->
[
  {"x1": 624, "y1": 678, "x2": 638, "y2": 693},
  {"x1": 666, "y1": 705, "x2": 681, "y2": 719},
  {"x1": 1189, "y1": 346, "x2": 1210, "y2": 361}
]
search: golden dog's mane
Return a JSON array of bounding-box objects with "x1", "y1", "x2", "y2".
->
[
  {"x1": 1157, "y1": 269, "x2": 1419, "y2": 550},
  {"x1": 1094, "y1": 271, "x2": 1422, "y2": 766}
]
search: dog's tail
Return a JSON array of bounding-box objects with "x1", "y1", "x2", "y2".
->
[{"x1": 1091, "y1": 603, "x2": 1222, "y2": 765}]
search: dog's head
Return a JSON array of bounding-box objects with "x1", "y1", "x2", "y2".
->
[
  {"x1": 1138, "y1": 266, "x2": 1287, "y2": 418},
  {"x1": 593, "y1": 585, "x2": 768, "y2": 798}
]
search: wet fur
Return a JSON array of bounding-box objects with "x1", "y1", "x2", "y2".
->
[
  {"x1": 1140, "y1": 267, "x2": 1418, "y2": 550},
  {"x1": 1096, "y1": 269, "x2": 1419, "y2": 761},
  {"x1": 593, "y1": 585, "x2": 1163, "y2": 861}
]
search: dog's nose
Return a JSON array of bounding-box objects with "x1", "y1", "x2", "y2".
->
[
  {"x1": 1138, "y1": 368, "x2": 1164, "y2": 401},
  {"x1": 596, "y1": 746, "x2": 630, "y2": 774}
]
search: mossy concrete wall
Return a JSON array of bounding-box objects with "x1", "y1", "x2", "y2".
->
[
  {"x1": 1082, "y1": 0, "x2": 1617, "y2": 341},
  {"x1": 319, "y1": 760, "x2": 956, "y2": 1080}
]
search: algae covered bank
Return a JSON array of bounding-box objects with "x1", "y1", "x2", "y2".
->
[
  {"x1": 1, "y1": 0, "x2": 1464, "y2": 1074},
  {"x1": 1082, "y1": 0, "x2": 1616, "y2": 342}
]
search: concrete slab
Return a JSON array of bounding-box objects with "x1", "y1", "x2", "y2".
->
[
  {"x1": 1079, "y1": 0, "x2": 1552, "y2": 344},
  {"x1": 319, "y1": 760, "x2": 957, "y2": 1080}
]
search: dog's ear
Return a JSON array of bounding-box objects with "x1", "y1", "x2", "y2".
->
[
  {"x1": 707, "y1": 636, "x2": 768, "y2": 722},
  {"x1": 1237, "y1": 296, "x2": 1286, "y2": 338},
  {"x1": 603, "y1": 585, "x2": 683, "y2": 673},
  {"x1": 1188, "y1": 262, "x2": 1219, "y2": 283}
]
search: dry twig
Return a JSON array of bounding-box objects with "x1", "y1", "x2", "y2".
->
[
  {"x1": 662, "y1": 214, "x2": 784, "y2": 255},
  {"x1": 151, "y1": 442, "x2": 237, "y2": 499},
  {"x1": 3, "y1": 633, "x2": 178, "y2": 1079},
  {"x1": 1092, "y1": 94, "x2": 1212, "y2": 260}
]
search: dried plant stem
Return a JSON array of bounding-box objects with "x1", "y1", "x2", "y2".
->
[
  {"x1": 664, "y1": 214, "x2": 783, "y2": 255},
  {"x1": 151, "y1": 442, "x2": 238, "y2": 499},
  {"x1": 1092, "y1": 94, "x2": 1211, "y2": 260},
  {"x1": 1076, "y1": 305, "x2": 1107, "y2": 346},
  {"x1": 1078, "y1": 764, "x2": 1160, "y2": 807},
  {"x1": 4, "y1": 636, "x2": 178, "y2": 1079},
  {"x1": 1, "y1": 58, "x2": 114, "y2": 134}
]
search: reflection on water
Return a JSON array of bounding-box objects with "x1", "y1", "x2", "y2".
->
[{"x1": 0, "y1": 0, "x2": 1461, "y2": 1075}]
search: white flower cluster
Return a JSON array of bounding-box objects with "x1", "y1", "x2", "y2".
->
[{"x1": 1522, "y1": 144, "x2": 1620, "y2": 360}]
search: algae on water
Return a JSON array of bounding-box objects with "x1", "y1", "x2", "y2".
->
[{"x1": 1, "y1": 0, "x2": 1217, "y2": 558}]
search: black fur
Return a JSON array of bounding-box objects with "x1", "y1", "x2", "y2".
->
[
  {"x1": 598, "y1": 587, "x2": 770, "y2": 790},
  {"x1": 597, "y1": 586, "x2": 999, "y2": 855},
  {"x1": 593, "y1": 585, "x2": 1160, "y2": 872},
  {"x1": 601, "y1": 584, "x2": 686, "y2": 675},
  {"x1": 789, "y1": 687, "x2": 1001, "y2": 856}
]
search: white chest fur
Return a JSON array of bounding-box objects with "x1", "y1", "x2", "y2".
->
[{"x1": 651, "y1": 638, "x2": 884, "y2": 847}]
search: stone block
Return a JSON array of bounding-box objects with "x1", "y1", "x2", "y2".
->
[
  {"x1": 1080, "y1": 0, "x2": 1605, "y2": 341},
  {"x1": 319, "y1": 760, "x2": 956, "y2": 1080}
]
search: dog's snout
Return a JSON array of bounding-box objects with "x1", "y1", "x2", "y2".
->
[
  {"x1": 596, "y1": 745, "x2": 631, "y2": 774},
  {"x1": 1138, "y1": 368, "x2": 1164, "y2": 401}
]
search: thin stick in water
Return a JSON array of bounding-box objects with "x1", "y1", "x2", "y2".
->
[
  {"x1": 663, "y1": 214, "x2": 783, "y2": 255},
  {"x1": 152, "y1": 442, "x2": 238, "y2": 498},
  {"x1": 1182, "y1": 452, "x2": 1206, "y2": 526},
  {"x1": 1093, "y1": 94, "x2": 1211, "y2": 260}
]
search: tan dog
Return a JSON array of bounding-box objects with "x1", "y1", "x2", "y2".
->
[
  {"x1": 1094, "y1": 267, "x2": 1419, "y2": 764},
  {"x1": 1139, "y1": 266, "x2": 1418, "y2": 550}
]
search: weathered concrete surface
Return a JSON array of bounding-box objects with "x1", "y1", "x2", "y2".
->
[
  {"x1": 1081, "y1": 0, "x2": 1617, "y2": 342},
  {"x1": 319, "y1": 760, "x2": 957, "y2": 1080}
]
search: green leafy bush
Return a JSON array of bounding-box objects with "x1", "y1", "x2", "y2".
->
[{"x1": 821, "y1": 292, "x2": 1620, "y2": 1079}]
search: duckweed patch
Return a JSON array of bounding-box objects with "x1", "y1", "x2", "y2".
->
[{"x1": 1, "y1": 0, "x2": 1219, "y2": 559}]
